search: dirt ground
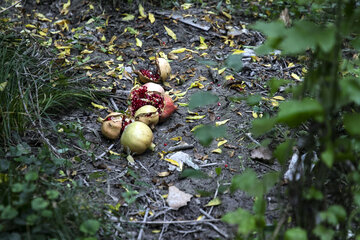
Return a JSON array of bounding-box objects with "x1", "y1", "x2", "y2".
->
[{"x1": 5, "y1": 0, "x2": 304, "y2": 239}]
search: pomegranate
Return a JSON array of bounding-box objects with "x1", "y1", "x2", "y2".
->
[
  {"x1": 128, "y1": 85, "x2": 165, "y2": 115},
  {"x1": 101, "y1": 112, "x2": 134, "y2": 139},
  {"x1": 135, "y1": 57, "x2": 171, "y2": 83},
  {"x1": 160, "y1": 94, "x2": 178, "y2": 122},
  {"x1": 143, "y1": 82, "x2": 165, "y2": 95},
  {"x1": 101, "y1": 112, "x2": 123, "y2": 139},
  {"x1": 134, "y1": 105, "x2": 159, "y2": 128},
  {"x1": 120, "y1": 121, "x2": 155, "y2": 155}
]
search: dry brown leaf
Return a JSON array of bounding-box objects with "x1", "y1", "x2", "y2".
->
[
  {"x1": 166, "y1": 186, "x2": 192, "y2": 210},
  {"x1": 250, "y1": 147, "x2": 272, "y2": 162}
]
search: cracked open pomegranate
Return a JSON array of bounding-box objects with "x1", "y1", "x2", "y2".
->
[
  {"x1": 135, "y1": 57, "x2": 171, "y2": 83},
  {"x1": 134, "y1": 105, "x2": 159, "y2": 129},
  {"x1": 101, "y1": 112, "x2": 133, "y2": 139},
  {"x1": 120, "y1": 121, "x2": 155, "y2": 155},
  {"x1": 128, "y1": 85, "x2": 177, "y2": 122}
]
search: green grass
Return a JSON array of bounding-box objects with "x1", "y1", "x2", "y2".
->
[{"x1": 0, "y1": 32, "x2": 103, "y2": 147}]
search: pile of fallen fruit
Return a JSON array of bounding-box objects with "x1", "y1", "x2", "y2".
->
[{"x1": 100, "y1": 57, "x2": 177, "y2": 155}]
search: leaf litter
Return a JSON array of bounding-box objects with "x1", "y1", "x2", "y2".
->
[{"x1": 2, "y1": 0, "x2": 307, "y2": 239}]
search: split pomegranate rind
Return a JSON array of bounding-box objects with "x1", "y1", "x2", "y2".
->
[
  {"x1": 101, "y1": 112, "x2": 134, "y2": 139},
  {"x1": 129, "y1": 85, "x2": 165, "y2": 116}
]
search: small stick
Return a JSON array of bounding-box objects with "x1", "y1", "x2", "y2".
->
[
  {"x1": 168, "y1": 144, "x2": 194, "y2": 152},
  {"x1": 137, "y1": 208, "x2": 149, "y2": 240},
  {"x1": 245, "y1": 133, "x2": 261, "y2": 146},
  {"x1": 208, "y1": 181, "x2": 220, "y2": 216},
  {"x1": 95, "y1": 143, "x2": 115, "y2": 160},
  {"x1": 204, "y1": 222, "x2": 229, "y2": 239},
  {"x1": 110, "y1": 98, "x2": 119, "y2": 111},
  {"x1": 119, "y1": 218, "x2": 220, "y2": 225}
]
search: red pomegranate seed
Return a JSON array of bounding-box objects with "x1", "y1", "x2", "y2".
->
[{"x1": 225, "y1": 164, "x2": 228, "y2": 168}]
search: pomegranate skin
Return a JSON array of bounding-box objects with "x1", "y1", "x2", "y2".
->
[
  {"x1": 101, "y1": 112, "x2": 123, "y2": 139},
  {"x1": 134, "y1": 105, "x2": 159, "y2": 128},
  {"x1": 160, "y1": 94, "x2": 178, "y2": 122}
]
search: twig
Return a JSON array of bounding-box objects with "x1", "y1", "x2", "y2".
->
[
  {"x1": 119, "y1": 218, "x2": 221, "y2": 225},
  {"x1": 208, "y1": 181, "x2": 220, "y2": 216},
  {"x1": 95, "y1": 143, "x2": 115, "y2": 160},
  {"x1": 270, "y1": 205, "x2": 290, "y2": 240},
  {"x1": 137, "y1": 208, "x2": 149, "y2": 240},
  {"x1": 204, "y1": 222, "x2": 229, "y2": 239},
  {"x1": 168, "y1": 144, "x2": 194, "y2": 152},
  {"x1": 0, "y1": 0, "x2": 21, "y2": 14},
  {"x1": 245, "y1": 133, "x2": 261, "y2": 146},
  {"x1": 110, "y1": 97, "x2": 119, "y2": 111}
]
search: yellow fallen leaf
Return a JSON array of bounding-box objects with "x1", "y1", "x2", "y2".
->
[
  {"x1": 181, "y1": 3, "x2": 192, "y2": 10},
  {"x1": 152, "y1": 230, "x2": 161, "y2": 233},
  {"x1": 205, "y1": 197, "x2": 222, "y2": 207},
  {"x1": 122, "y1": 14, "x2": 135, "y2": 21},
  {"x1": 138, "y1": 4, "x2": 147, "y2": 18},
  {"x1": 162, "y1": 194, "x2": 168, "y2": 199},
  {"x1": 148, "y1": 13, "x2": 155, "y2": 24},
  {"x1": 0, "y1": 81, "x2": 8, "y2": 91},
  {"x1": 60, "y1": 0, "x2": 71, "y2": 15},
  {"x1": 291, "y1": 73, "x2": 301, "y2": 81},
  {"x1": 25, "y1": 24, "x2": 37, "y2": 29},
  {"x1": 190, "y1": 124, "x2": 204, "y2": 132},
  {"x1": 217, "y1": 140, "x2": 228, "y2": 147},
  {"x1": 164, "y1": 158, "x2": 183, "y2": 170},
  {"x1": 222, "y1": 11, "x2": 232, "y2": 19},
  {"x1": 178, "y1": 103, "x2": 188, "y2": 107},
  {"x1": 188, "y1": 81, "x2": 204, "y2": 90},
  {"x1": 101, "y1": 35, "x2": 106, "y2": 41},
  {"x1": 81, "y1": 49, "x2": 93, "y2": 54},
  {"x1": 164, "y1": 25, "x2": 177, "y2": 41},
  {"x1": 170, "y1": 136, "x2": 182, "y2": 141},
  {"x1": 302, "y1": 67, "x2": 308, "y2": 74},
  {"x1": 225, "y1": 75, "x2": 235, "y2": 80},
  {"x1": 109, "y1": 35, "x2": 117, "y2": 45},
  {"x1": 127, "y1": 155, "x2": 135, "y2": 164},
  {"x1": 170, "y1": 48, "x2": 186, "y2": 54},
  {"x1": 215, "y1": 119, "x2": 230, "y2": 126},
  {"x1": 198, "y1": 36, "x2": 208, "y2": 50},
  {"x1": 174, "y1": 91, "x2": 187, "y2": 97},
  {"x1": 218, "y1": 67, "x2": 226, "y2": 74},
  {"x1": 54, "y1": 19, "x2": 70, "y2": 31},
  {"x1": 232, "y1": 49, "x2": 245, "y2": 54},
  {"x1": 272, "y1": 96, "x2": 285, "y2": 101},
  {"x1": 136, "y1": 38, "x2": 142, "y2": 47},
  {"x1": 252, "y1": 111, "x2": 258, "y2": 118},
  {"x1": 186, "y1": 115, "x2": 206, "y2": 120},
  {"x1": 91, "y1": 102, "x2": 108, "y2": 110},
  {"x1": 271, "y1": 100, "x2": 279, "y2": 107},
  {"x1": 109, "y1": 150, "x2": 121, "y2": 156},
  {"x1": 105, "y1": 202, "x2": 121, "y2": 212},
  {"x1": 288, "y1": 62, "x2": 295, "y2": 68},
  {"x1": 158, "y1": 172, "x2": 170, "y2": 177},
  {"x1": 211, "y1": 148, "x2": 222, "y2": 154},
  {"x1": 35, "y1": 12, "x2": 52, "y2": 22}
]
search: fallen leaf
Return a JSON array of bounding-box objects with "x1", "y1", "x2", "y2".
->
[
  {"x1": 91, "y1": 102, "x2": 108, "y2": 110},
  {"x1": 127, "y1": 155, "x2": 135, "y2": 164},
  {"x1": 170, "y1": 136, "x2": 182, "y2": 141},
  {"x1": 158, "y1": 172, "x2": 170, "y2": 177},
  {"x1": 138, "y1": 4, "x2": 147, "y2": 18},
  {"x1": 181, "y1": 3, "x2": 192, "y2": 10},
  {"x1": 122, "y1": 14, "x2": 135, "y2": 21},
  {"x1": 60, "y1": 0, "x2": 71, "y2": 15},
  {"x1": 0, "y1": 81, "x2": 8, "y2": 91},
  {"x1": 211, "y1": 148, "x2": 222, "y2": 154},
  {"x1": 186, "y1": 115, "x2": 206, "y2": 120},
  {"x1": 205, "y1": 197, "x2": 222, "y2": 207},
  {"x1": 250, "y1": 147, "x2": 272, "y2": 162},
  {"x1": 166, "y1": 186, "x2": 192, "y2": 210},
  {"x1": 164, "y1": 158, "x2": 183, "y2": 169},
  {"x1": 272, "y1": 96, "x2": 285, "y2": 101},
  {"x1": 215, "y1": 119, "x2": 230, "y2": 126},
  {"x1": 291, "y1": 73, "x2": 301, "y2": 81},
  {"x1": 169, "y1": 48, "x2": 186, "y2": 54},
  {"x1": 148, "y1": 13, "x2": 155, "y2": 24},
  {"x1": 217, "y1": 140, "x2": 228, "y2": 147},
  {"x1": 109, "y1": 150, "x2": 121, "y2": 156},
  {"x1": 164, "y1": 25, "x2": 177, "y2": 41},
  {"x1": 135, "y1": 38, "x2": 142, "y2": 47},
  {"x1": 222, "y1": 11, "x2": 232, "y2": 19}
]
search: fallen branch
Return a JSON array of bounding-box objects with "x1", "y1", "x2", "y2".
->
[{"x1": 0, "y1": 0, "x2": 21, "y2": 14}]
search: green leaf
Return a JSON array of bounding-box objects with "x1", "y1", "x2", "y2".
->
[
  {"x1": 0, "y1": 159, "x2": 9, "y2": 171},
  {"x1": 313, "y1": 225, "x2": 334, "y2": 240},
  {"x1": 31, "y1": 197, "x2": 49, "y2": 211},
  {"x1": 25, "y1": 171, "x2": 38, "y2": 181},
  {"x1": 303, "y1": 187, "x2": 323, "y2": 201},
  {"x1": 0, "y1": 81, "x2": 7, "y2": 92},
  {"x1": 215, "y1": 167, "x2": 222, "y2": 176},
  {"x1": 262, "y1": 171, "x2": 280, "y2": 194},
  {"x1": 193, "y1": 125, "x2": 226, "y2": 146},
  {"x1": 225, "y1": 54, "x2": 243, "y2": 72},
  {"x1": 231, "y1": 169, "x2": 263, "y2": 197},
  {"x1": 285, "y1": 227, "x2": 308, "y2": 240},
  {"x1": 11, "y1": 183, "x2": 25, "y2": 193},
  {"x1": 80, "y1": 219, "x2": 100, "y2": 235},
  {"x1": 340, "y1": 77, "x2": 360, "y2": 105},
  {"x1": 274, "y1": 139, "x2": 295, "y2": 165},
  {"x1": 46, "y1": 190, "x2": 60, "y2": 200},
  {"x1": 251, "y1": 21, "x2": 287, "y2": 38},
  {"x1": 343, "y1": 113, "x2": 360, "y2": 135},
  {"x1": 1, "y1": 206, "x2": 18, "y2": 220},
  {"x1": 188, "y1": 91, "x2": 219, "y2": 110},
  {"x1": 321, "y1": 145, "x2": 334, "y2": 168},
  {"x1": 320, "y1": 205, "x2": 346, "y2": 225},
  {"x1": 180, "y1": 168, "x2": 209, "y2": 179},
  {"x1": 268, "y1": 78, "x2": 290, "y2": 96},
  {"x1": 251, "y1": 117, "x2": 277, "y2": 137},
  {"x1": 276, "y1": 98, "x2": 324, "y2": 127},
  {"x1": 222, "y1": 208, "x2": 256, "y2": 235},
  {"x1": 246, "y1": 94, "x2": 262, "y2": 106}
]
